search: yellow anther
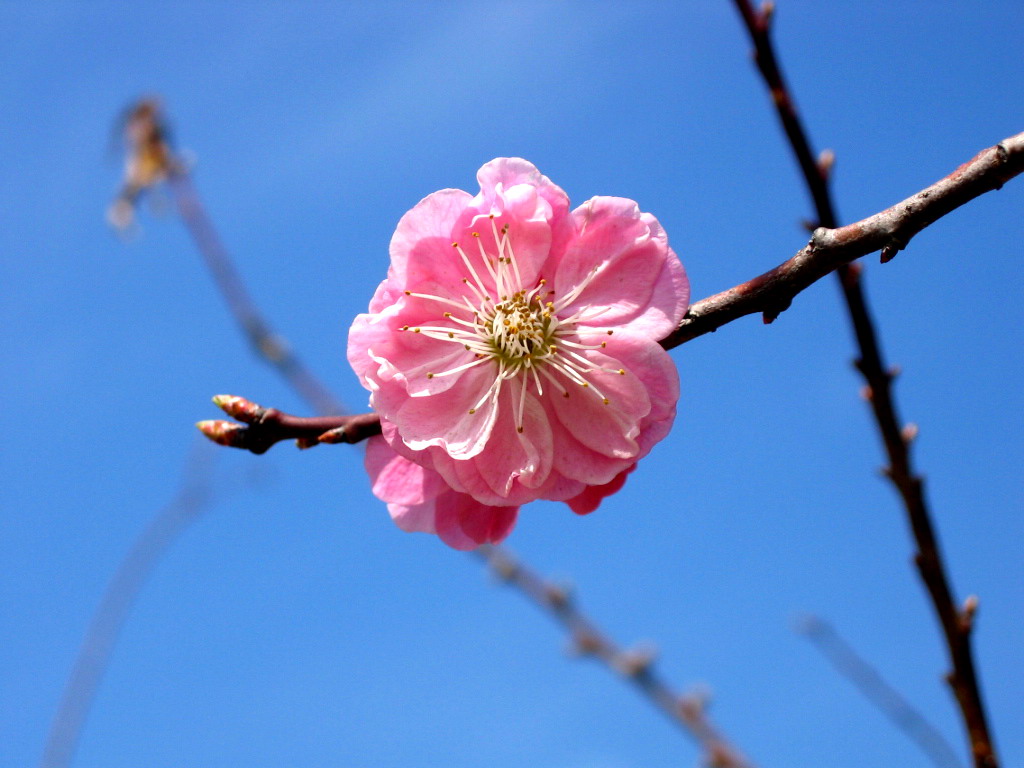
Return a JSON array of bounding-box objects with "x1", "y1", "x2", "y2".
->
[
  {"x1": 618, "y1": 369, "x2": 625, "y2": 375},
  {"x1": 413, "y1": 328, "x2": 421, "y2": 333},
  {"x1": 468, "y1": 408, "x2": 476, "y2": 414},
  {"x1": 404, "y1": 290, "x2": 411, "y2": 295},
  {"x1": 451, "y1": 242, "x2": 459, "y2": 247},
  {"x1": 472, "y1": 232, "x2": 480, "y2": 237},
  {"x1": 401, "y1": 325, "x2": 409, "y2": 330},
  {"x1": 426, "y1": 373, "x2": 434, "y2": 379},
  {"x1": 602, "y1": 398, "x2": 610, "y2": 405},
  {"x1": 448, "y1": 332, "x2": 454, "y2": 338},
  {"x1": 601, "y1": 342, "x2": 607, "y2": 348},
  {"x1": 581, "y1": 382, "x2": 589, "y2": 388}
]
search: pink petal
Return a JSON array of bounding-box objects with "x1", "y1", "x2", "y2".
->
[
  {"x1": 435, "y1": 491, "x2": 519, "y2": 550},
  {"x1": 554, "y1": 198, "x2": 685, "y2": 339},
  {"x1": 565, "y1": 464, "x2": 636, "y2": 515},
  {"x1": 550, "y1": 348, "x2": 651, "y2": 459},
  {"x1": 395, "y1": 363, "x2": 500, "y2": 459},
  {"x1": 389, "y1": 189, "x2": 473, "y2": 289}
]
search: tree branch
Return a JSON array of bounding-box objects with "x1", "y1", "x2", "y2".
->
[
  {"x1": 797, "y1": 615, "x2": 963, "y2": 768},
  {"x1": 725, "y1": 3, "x2": 1001, "y2": 767},
  {"x1": 661, "y1": 129, "x2": 1024, "y2": 350},
  {"x1": 197, "y1": 395, "x2": 381, "y2": 454},
  {"x1": 479, "y1": 545, "x2": 752, "y2": 768}
]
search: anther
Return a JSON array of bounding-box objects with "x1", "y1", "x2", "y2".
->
[
  {"x1": 472, "y1": 232, "x2": 480, "y2": 237},
  {"x1": 607, "y1": 330, "x2": 613, "y2": 335},
  {"x1": 427, "y1": 373, "x2": 434, "y2": 379},
  {"x1": 516, "y1": 426, "x2": 524, "y2": 434},
  {"x1": 404, "y1": 290, "x2": 411, "y2": 295},
  {"x1": 413, "y1": 328, "x2": 421, "y2": 333},
  {"x1": 468, "y1": 408, "x2": 476, "y2": 414},
  {"x1": 451, "y1": 242, "x2": 458, "y2": 248},
  {"x1": 618, "y1": 369, "x2": 625, "y2": 375},
  {"x1": 602, "y1": 398, "x2": 610, "y2": 405},
  {"x1": 401, "y1": 325, "x2": 409, "y2": 330}
]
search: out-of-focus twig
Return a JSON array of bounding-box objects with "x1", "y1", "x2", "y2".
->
[
  {"x1": 39, "y1": 440, "x2": 217, "y2": 768},
  {"x1": 110, "y1": 98, "x2": 757, "y2": 762},
  {"x1": 797, "y1": 615, "x2": 964, "y2": 768},
  {"x1": 728, "y1": 4, "x2": 999, "y2": 767},
  {"x1": 479, "y1": 545, "x2": 753, "y2": 768},
  {"x1": 110, "y1": 99, "x2": 343, "y2": 416}
]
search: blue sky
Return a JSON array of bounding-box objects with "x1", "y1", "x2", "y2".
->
[{"x1": 2, "y1": 2, "x2": 1021, "y2": 767}]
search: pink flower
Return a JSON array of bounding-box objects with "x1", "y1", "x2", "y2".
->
[{"x1": 349, "y1": 158, "x2": 689, "y2": 547}]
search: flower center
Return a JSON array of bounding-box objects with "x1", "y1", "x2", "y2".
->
[
  {"x1": 399, "y1": 217, "x2": 622, "y2": 433},
  {"x1": 485, "y1": 291, "x2": 553, "y2": 366}
]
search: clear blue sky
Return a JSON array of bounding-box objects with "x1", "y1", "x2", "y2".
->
[{"x1": 2, "y1": 3, "x2": 1021, "y2": 767}]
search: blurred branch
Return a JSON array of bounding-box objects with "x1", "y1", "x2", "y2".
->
[
  {"x1": 726, "y1": 3, "x2": 999, "y2": 767},
  {"x1": 40, "y1": 440, "x2": 217, "y2": 768},
  {"x1": 661, "y1": 128, "x2": 1024, "y2": 349},
  {"x1": 479, "y1": 545, "x2": 753, "y2": 768},
  {"x1": 797, "y1": 615, "x2": 964, "y2": 768},
  {"x1": 108, "y1": 99, "x2": 758, "y2": 764}
]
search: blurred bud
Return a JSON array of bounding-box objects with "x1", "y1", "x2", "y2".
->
[
  {"x1": 196, "y1": 419, "x2": 247, "y2": 448},
  {"x1": 212, "y1": 394, "x2": 263, "y2": 423}
]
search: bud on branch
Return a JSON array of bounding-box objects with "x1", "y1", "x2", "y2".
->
[{"x1": 196, "y1": 395, "x2": 381, "y2": 454}]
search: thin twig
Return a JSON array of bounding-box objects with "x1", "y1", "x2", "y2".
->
[
  {"x1": 168, "y1": 171, "x2": 345, "y2": 416},
  {"x1": 661, "y1": 129, "x2": 1024, "y2": 349},
  {"x1": 797, "y1": 615, "x2": 964, "y2": 768},
  {"x1": 197, "y1": 394, "x2": 381, "y2": 453},
  {"x1": 727, "y1": 3, "x2": 999, "y2": 767},
  {"x1": 197, "y1": 128, "x2": 1024, "y2": 453},
  {"x1": 39, "y1": 441, "x2": 217, "y2": 768},
  {"x1": 479, "y1": 545, "x2": 752, "y2": 768}
]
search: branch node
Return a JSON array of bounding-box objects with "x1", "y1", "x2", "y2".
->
[
  {"x1": 880, "y1": 241, "x2": 903, "y2": 263},
  {"x1": 616, "y1": 644, "x2": 658, "y2": 678},
  {"x1": 758, "y1": 0, "x2": 775, "y2": 28},
  {"x1": 570, "y1": 630, "x2": 603, "y2": 657},
  {"x1": 860, "y1": 385, "x2": 873, "y2": 401},
  {"x1": 901, "y1": 423, "x2": 919, "y2": 444}
]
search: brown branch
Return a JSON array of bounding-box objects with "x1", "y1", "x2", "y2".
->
[
  {"x1": 194, "y1": 129, "x2": 1024, "y2": 456},
  {"x1": 797, "y1": 615, "x2": 964, "y2": 768},
  {"x1": 726, "y1": 3, "x2": 1000, "y2": 767},
  {"x1": 660, "y1": 129, "x2": 1024, "y2": 350},
  {"x1": 479, "y1": 545, "x2": 753, "y2": 768},
  {"x1": 197, "y1": 394, "x2": 381, "y2": 454}
]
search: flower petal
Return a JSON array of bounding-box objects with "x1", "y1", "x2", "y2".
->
[
  {"x1": 395, "y1": 363, "x2": 500, "y2": 459},
  {"x1": 565, "y1": 464, "x2": 636, "y2": 515},
  {"x1": 555, "y1": 198, "x2": 685, "y2": 339}
]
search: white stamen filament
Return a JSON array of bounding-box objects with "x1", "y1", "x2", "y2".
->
[{"x1": 403, "y1": 221, "x2": 618, "y2": 430}]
